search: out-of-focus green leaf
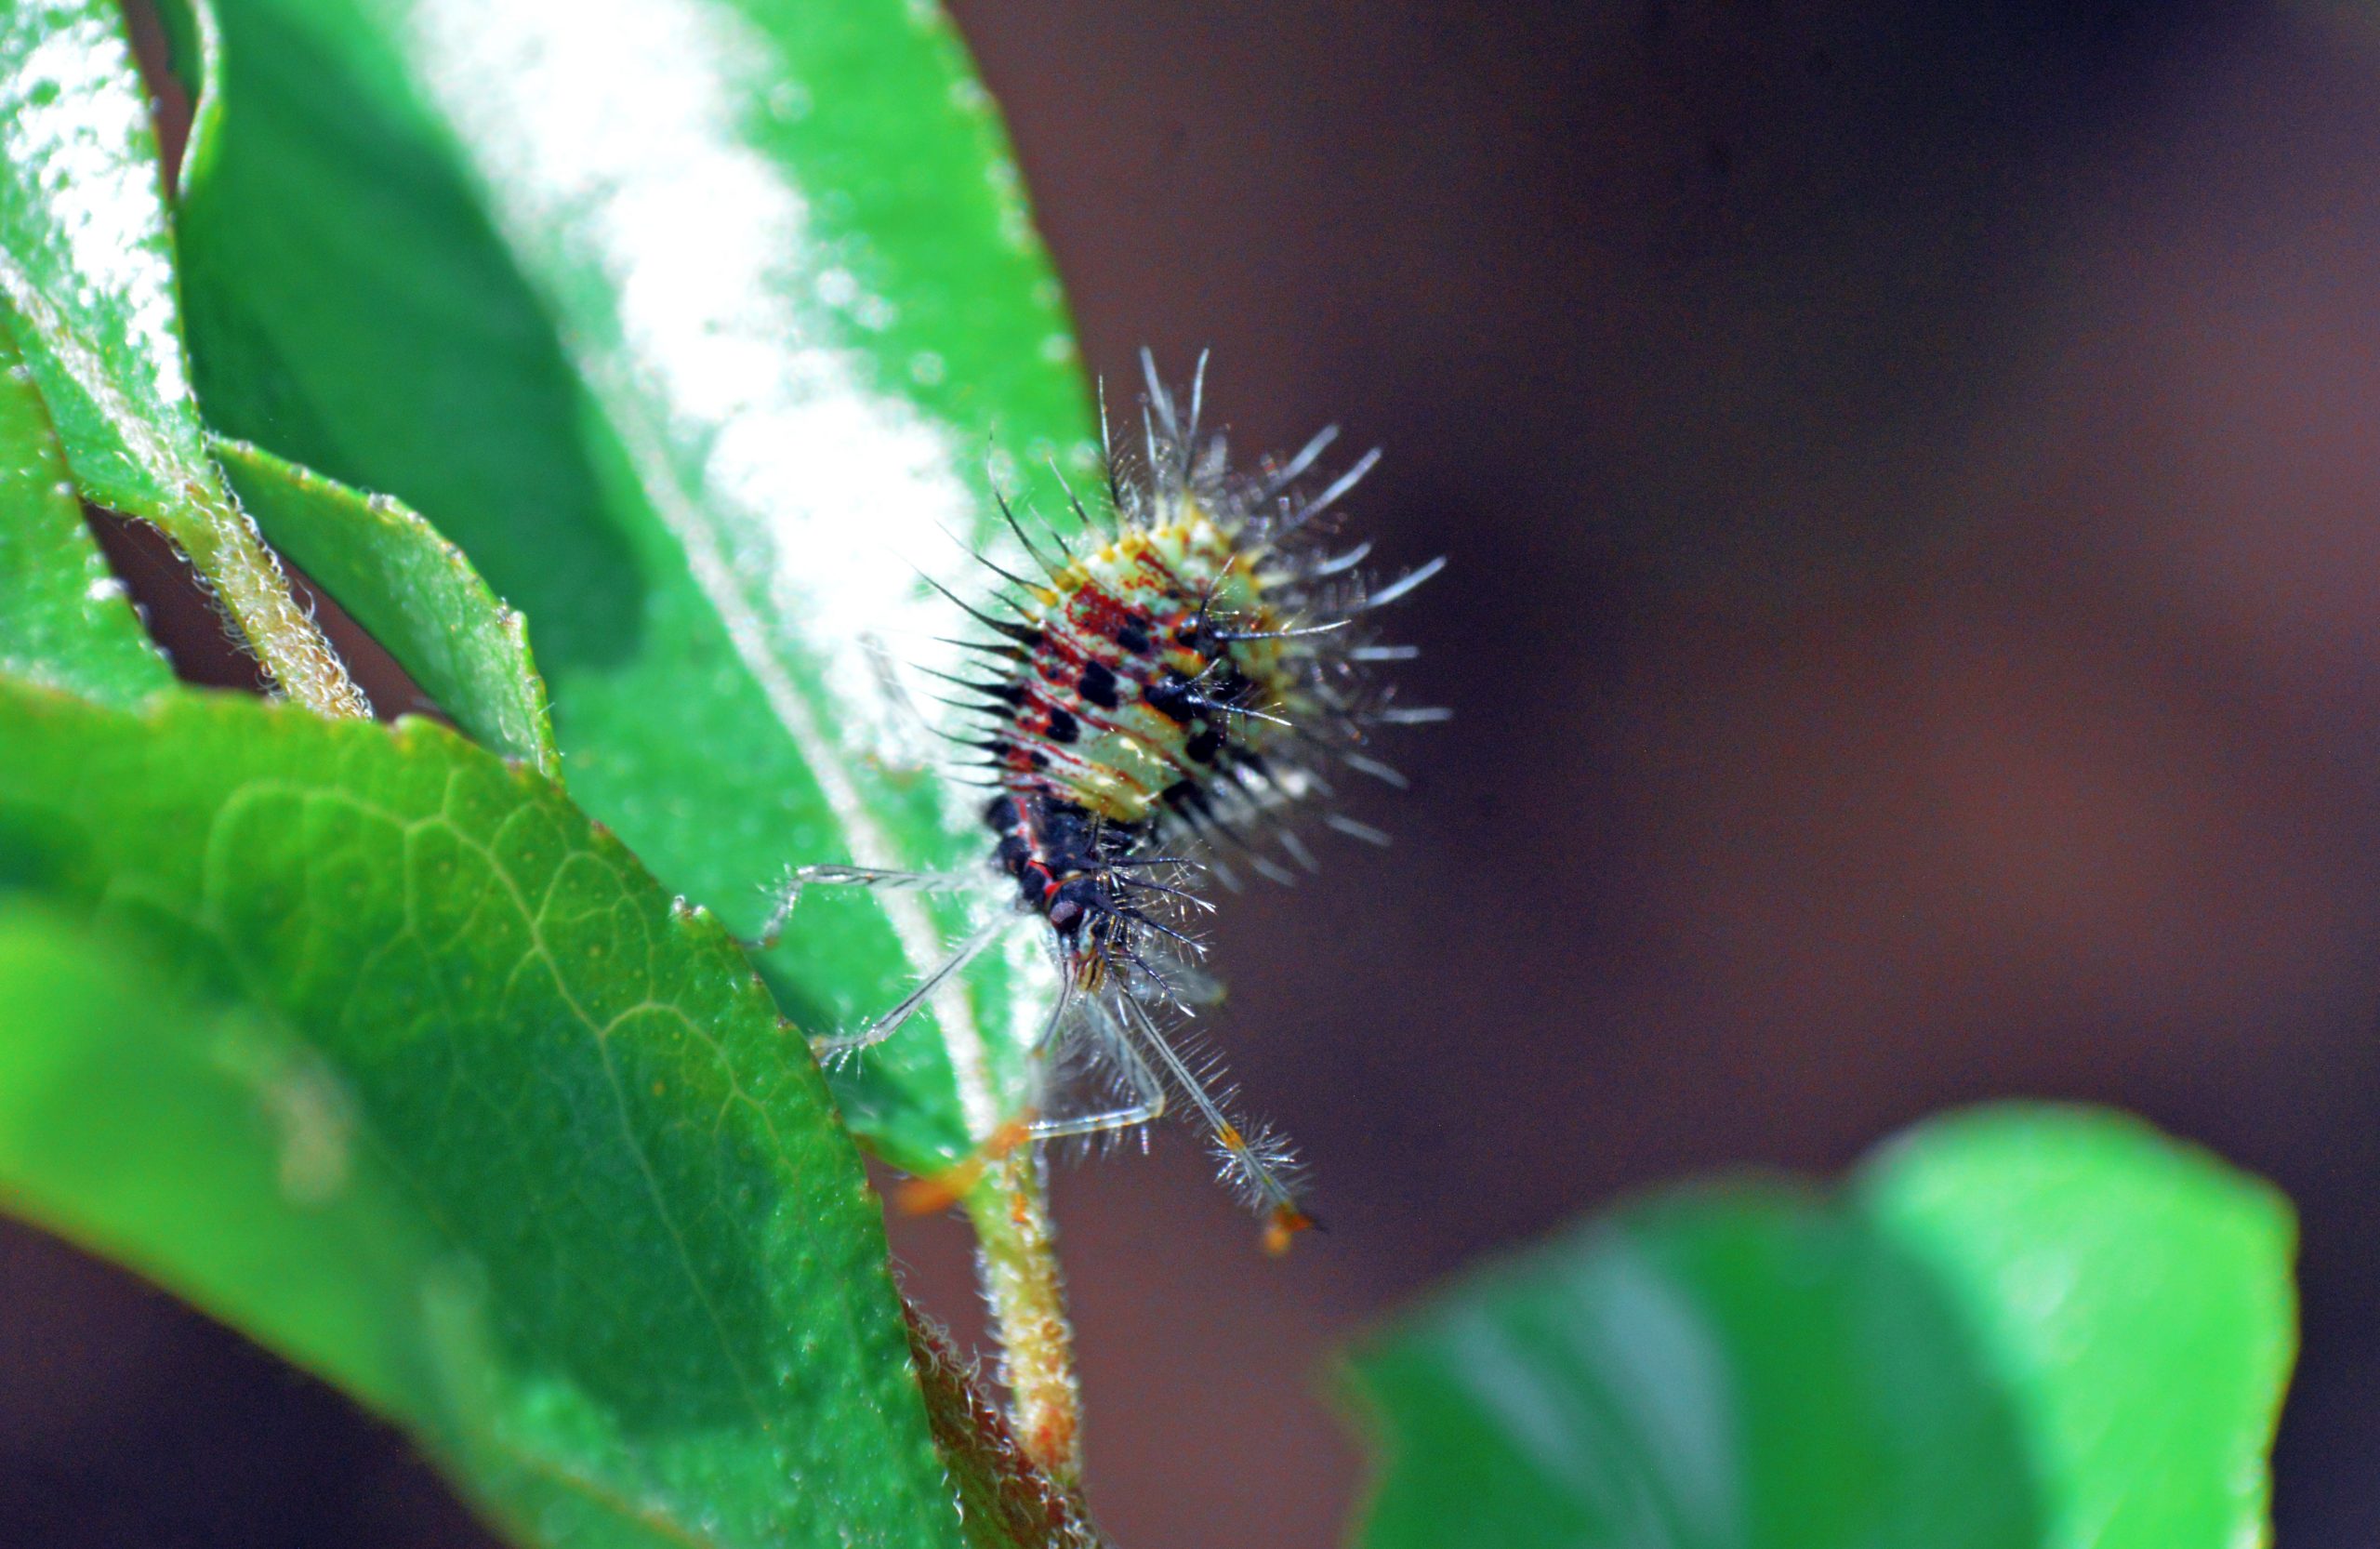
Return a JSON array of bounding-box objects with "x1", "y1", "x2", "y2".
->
[
  {"x1": 1857, "y1": 1107, "x2": 2295, "y2": 1549},
  {"x1": 1342, "y1": 1105, "x2": 2294, "y2": 1549},
  {"x1": 175, "y1": 0, "x2": 1098, "y2": 1177},
  {"x1": 0, "y1": 681, "x2": 969, "y2": 1549},
  {"x1": 0, "y1": 0, "x2": 363, "y2": 715},
  {"x1": 0, "y1": 317, "x2": 172, "y2": 705},
  {"x1": 214, "y1": 434, "x2": 560, "y2": 774}
]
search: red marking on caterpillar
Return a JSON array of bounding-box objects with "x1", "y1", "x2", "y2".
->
[{"x1": 774, "y1": 352, "x2": 1444, "y2": 1246}]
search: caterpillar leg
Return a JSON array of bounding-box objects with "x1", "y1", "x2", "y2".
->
[
  {"x1": 751, "y1": 863, "x2": 981, "y2": 950},
  {"x1": 1028, "y1": 1013, "x2": 1168, "y2": 1139},
  {"x1": 1111, "y1": 992, "x2": 1317, "y2": 1255},
  {"x1": 895, "y1": 982, "x2": 1170, "y2": 1214},
  {"x1": 895, "y1": 1042, "x2": 1170, "y2": 1216},
  {"x1": 813, "y1": 912, "x2": 1015, "y2": 1058}
]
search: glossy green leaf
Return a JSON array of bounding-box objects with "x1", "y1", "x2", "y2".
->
[
  {"x1": 0, "y1": 317, "x2": 173, "y2": 705},
  {"x1": 0, "y1": 681, "x2": 969, "y2": 1549},
  {"x1": 214, "y1": 434, "x2": 561, "y2": 774},
  {"x1": 0, "y1": 0, "x2": 205, "y2": 518},
  {"x1": 175, "y1": 0, "x2": 1098, "y2": 1177},
  {"x1": 0, "y1": 0, "x2": 364, "y2": 715},
  {"x1": 1343, "y1": 1105, "x2": 2295, "y2": 1549}
]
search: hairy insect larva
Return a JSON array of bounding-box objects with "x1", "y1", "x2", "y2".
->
[{"x1": 774, "y1": 352, "x2": 1443, "y2": 1251}]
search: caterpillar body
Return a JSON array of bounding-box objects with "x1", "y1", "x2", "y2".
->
[{"x1": 777, "y1": 353, "x2": 1442, "y2": 1251}]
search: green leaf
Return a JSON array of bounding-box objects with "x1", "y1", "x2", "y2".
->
[
  {"x1": 0, "y1": 898, "x2": 471, "y2": 1435},
  {"x1": 175, "y1": 0, "x2": 1096, "y2": 1176},
  {"x1": 213, "y1": 434, "x2": 561, "y2": 774},
  {"x1": 1342, "y1": 1105, "x2": 2295, "y2": 1549},
  {"x1": 0, "y1": 0, "x2": 363, "y2": 715},
  {"x1": 0, "y1": 681, "x2": 969, "y2": 1549},
  {"x1": 0, "y1": 0, "x2": 204, "y2": 519},
  {"x1": 1856, "y1": 1108, "x2": 2296, "y2": 1549},
  {"x1": 0, "y1": 316, "x2": 173, "y2": 705}
]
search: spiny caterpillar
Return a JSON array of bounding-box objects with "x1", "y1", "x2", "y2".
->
[{"x1": 776, "y1": 353, "x2": 1442, "y2": 1251}]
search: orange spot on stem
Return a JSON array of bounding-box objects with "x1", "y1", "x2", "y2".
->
[{"x1": 893, "y1": 1116, "x2": 1036, "y2": 1217}]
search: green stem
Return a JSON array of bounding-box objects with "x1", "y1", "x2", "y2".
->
[
  {"x1": 168, "y1": 476, "x2": 370, "y2": 719},
  {"x1": 963, "y1": 1149, "x2": 1084, "y2": 1485}
]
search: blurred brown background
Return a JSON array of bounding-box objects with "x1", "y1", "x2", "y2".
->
[{"x1": 9, "y1": 0, "x2": 2380, "y2": 1543}]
